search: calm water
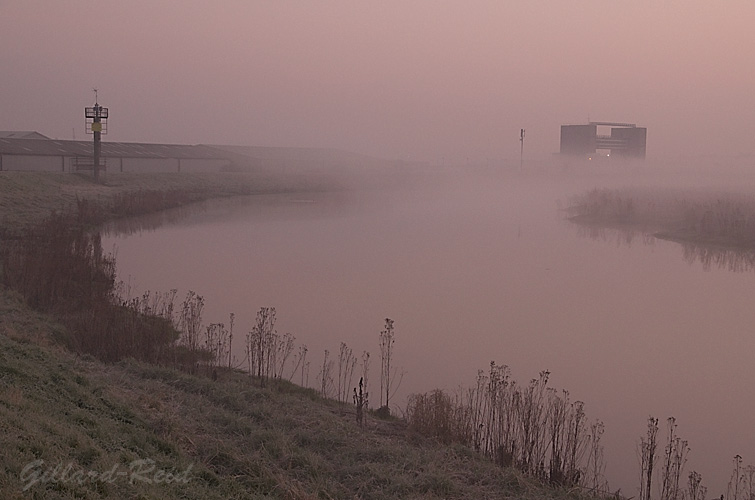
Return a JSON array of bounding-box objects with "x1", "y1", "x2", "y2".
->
[{"x1": 103, "y1": 171, "x2": 755, "y2": 495}]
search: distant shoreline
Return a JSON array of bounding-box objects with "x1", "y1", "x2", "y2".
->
[
  {"x1": 0, "y1": 171, "x2": 346, "y2": 236},
  {"x1": 567, "y1": 188, "x2": 755, "y2": 254}
]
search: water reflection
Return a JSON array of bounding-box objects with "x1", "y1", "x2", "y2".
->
[
  {"x1": 570, "y1": 219, "x2": 755, "y2": 272},
  {"x1": 572, "y1": 221, "x2": 656, "y2": 248},
  {"x1": 101, "y1": 192, "x2": 357, "y2": 239},
  {"x1": 101, "y1": 202, "x2": 206, "y2": 237},
  {"x1": 678, "y1": 242, "x2": 755, "y2": 272}
]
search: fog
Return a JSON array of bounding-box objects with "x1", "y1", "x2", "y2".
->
[
  {"x1": 2, "y1": 1, "x2": 754, "y2": 163},
  {"x1": 6, "y1": 0, "x2": 755, "y2": 496}
]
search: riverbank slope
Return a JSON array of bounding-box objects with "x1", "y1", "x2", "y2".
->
[{"x1": 0, "y1": 172, "x2": 590, "y2": 499}]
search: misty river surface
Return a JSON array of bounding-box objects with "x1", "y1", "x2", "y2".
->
[{"x1": 103, "y1": 173, "x2": 755, "y2": 495}]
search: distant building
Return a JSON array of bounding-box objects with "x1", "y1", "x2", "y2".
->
[{"x1": 560, "y1": 122, "x2": 646, "y2": 160}]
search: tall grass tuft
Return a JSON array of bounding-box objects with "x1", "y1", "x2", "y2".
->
[
  {"x1": 288, "y1": 344, "x2": 309, "y2": 387},
  {"x1": 245, "y1": 307, "x2": 278, "y2": 386},
  {"x1": 204, "y1": 322, "x2": 230, "y2": 376},
  {"x1": 638, "y1": 416, "x2": 708, "y2": 500},
  {"x1": 639, "y1": 417, "x2": 659, "y2": 500},
  {"x1": 406, "y1": 362, "x2": 603, "y2": 489},
  {"x1": 726, "y1": 455, "x2": 755, "y2": 500},
  {"x1": 318, "y1": 349, "x2": 335, "y2": 398},
  {"x1": 336, "y1": 342, "x2": 357, "y2": 403},
  {"x1": 686, "y1": 471, "x2": 706, "y2": 500},
  {"x1": 354, "y1": 376, "x2": 368, "y2": 427},
  {"x1": 659, "y1": 417, "x2": 689, "y2": 500},
  {"x1": 379, "y1": 318, "x2": 402, "y2": 412},
  {"x1": 178, "y1": 290, "x2": 205, "y2": 353}
]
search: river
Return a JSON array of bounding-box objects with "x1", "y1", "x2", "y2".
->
[{"x1": 102, "y1": 169, "x2": 755, "y2": 496}]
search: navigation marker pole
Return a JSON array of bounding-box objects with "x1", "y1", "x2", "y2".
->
[{"x1": 85, "y1": 89, "x2": 109, "y2": 182}]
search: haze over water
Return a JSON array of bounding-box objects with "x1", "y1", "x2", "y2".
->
[
  {"x1": 5, "y1": 0, "x2": 755, "y2": 495},
  {"x1": 105, "y1": 169, "x2": 755, "y2": 496}
]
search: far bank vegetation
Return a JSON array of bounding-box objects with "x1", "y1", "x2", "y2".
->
[{"x1": 567, "y1": 188, "x2": 755, "y2": 249}]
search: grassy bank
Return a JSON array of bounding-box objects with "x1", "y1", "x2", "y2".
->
[
  {"x1": 1, "y1": 301, "x2": 568, "y2": 499},
  {"x1": 0, "y1": 172, "x2": 592, "y2": 499},
  {"x1": 0, "y1": 171, "x2": 344, "y2": 235}
]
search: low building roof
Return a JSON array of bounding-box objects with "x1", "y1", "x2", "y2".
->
[
  {"x1": 0, "y1": 138, "x2": 229, "y2": 160},
  {"x1": 205, "y1": 144, "x2": 383, "y2": 166},
  {"x1": 0, "y1": 131, "x2": 51, "y2": 140}
]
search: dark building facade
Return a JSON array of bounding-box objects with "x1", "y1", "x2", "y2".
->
[
  {"x1": 560, "y1": 122, "x2": 646, "y2": 159},
  {"x1": 559, "y1": 124, "x2": 597, "y2": 157}
]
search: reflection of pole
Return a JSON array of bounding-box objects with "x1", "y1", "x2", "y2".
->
[
  {"x1": 519, "y1": 128, "x2": 525, "y2": 171},
  {"x1": 93, "y1": 106, "x2": 101, "y2": 182}
]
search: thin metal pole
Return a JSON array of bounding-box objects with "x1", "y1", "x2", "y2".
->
[
  {"x1": 92, "y1": 89, "x2": 100, "y2": 181},
  {"x1": 93, "y1": 108, "x2": 101, "y2": 182}
]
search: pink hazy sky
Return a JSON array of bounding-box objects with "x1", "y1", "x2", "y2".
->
[{"x1": 1, "y1": 1, "x2": 753, "y2": 163}]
